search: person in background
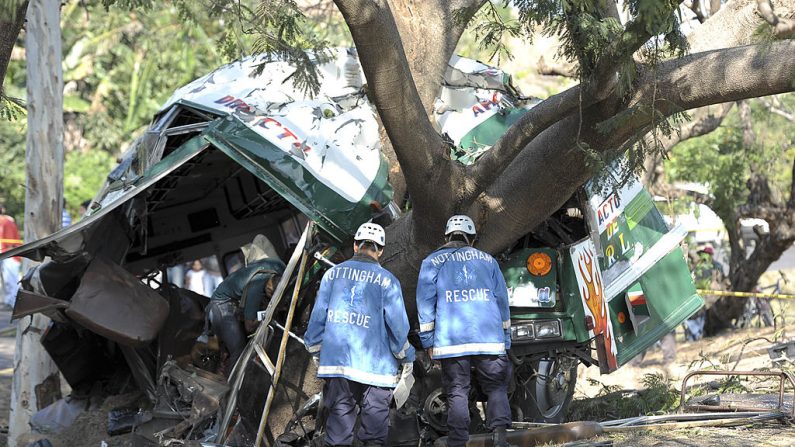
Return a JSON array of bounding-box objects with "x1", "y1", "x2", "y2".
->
[
  {"x1": 61, "y1": 198, "x2": 72, "y2": 228},
  {"x1": 185, "y1": 260, "x2": 207, "y2": 296},
  {"x1": 0, "y1": 203, "x2": 22, "y2": 310},
  {"x1": 304, "y1": 222, "x2": 414, "y2": 447},
  {"x1": 78, "y1": 200, "x2": 91, "y2": 218},
  {"x1": 202, "y1": 256, "x2": 224, "y2": 296},
  {"x1": 167, "y1": 263, "x2": 186, "y2": 288}
]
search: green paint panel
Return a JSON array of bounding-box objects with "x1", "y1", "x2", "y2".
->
[
  {"x1": 599, "y1": 190, "x2": 669, "y2": 272},
  {"x1": 624, "y1": 189, "x2": 656, "y2": 230},
  {"x1": 452, "y1": 108, "x2": 528, "y2": 165},
  {"x1": 502, "y1": 248, "x2": 558, "y2": 308},
  {"x1": 203, "y1": 119, "x2": 392, "y2": 242},
  {"x1": 614, "y1": 248, "x2": 703, "y2": 365},
  {"x1": 607, "y1": 295, "x2": 634, "y2": 338},
  {"x1": 560, "y1": 248, "x2": 593, "y2": 343}
]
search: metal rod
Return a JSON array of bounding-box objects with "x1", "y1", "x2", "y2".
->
[
  {"x1": 272, "y1": 321, "x2": 305, "y2": 344},
  {"x1": 696, "y1": 289, "x2": 795, "y2": 300},
  {"x1": 254, "y1": 343, "x2": 275, "y2": 376},
  {"x1": 602, "y1": 412, "x2": 788, "y2": 432},
  {"x1": 255, "y1": 222, "x2": 312, "y2": 447},
  {"x1": 679, "y1": 370, "x2": 795, "y2": 419},
  {"x1": 313, "y1": 251, "x2": 336, "y2": 268}
]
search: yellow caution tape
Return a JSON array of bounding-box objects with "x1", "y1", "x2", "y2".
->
[{"x1": 697, "y1": 289, "x2": 795, "y2": 299}]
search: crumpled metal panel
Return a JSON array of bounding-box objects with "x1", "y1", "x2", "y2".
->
[
  {"x1": 205, "y1": 118, "x2": 391, "y2": 241},
  {"x1": 161, "y1": 48, "x2": 390, "y2": 207},
  {"x1": 0, "y1": 135, "x2": 208, "y2": 262},
  {"x1": 66, "y1": 257, "x2": 170, "y2": 346},
  {"x1": 434, "y1": 55, "x2": 541, "y2": 165}
]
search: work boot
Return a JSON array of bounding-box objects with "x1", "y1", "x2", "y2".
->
[{"x1": 492, "y1": 427, "x2": 516, "y2": 447}]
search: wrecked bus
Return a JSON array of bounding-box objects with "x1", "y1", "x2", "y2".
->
[{"x1": 1, "y1": 49, "x2": 702, "y2": 446}]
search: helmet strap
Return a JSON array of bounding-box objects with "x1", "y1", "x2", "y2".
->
[
  {"x1": 355, "y1": 240, "x2": 384, "y2": 259},
  {"x1": 446, "y1": 232, "x2": 474, "y2": 246}
]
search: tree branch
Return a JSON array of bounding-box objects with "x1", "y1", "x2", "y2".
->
[
  {"x1": 687, "y1": 0, "x2": 791, "y2": 53},
  {"x1": 757, "y1": 0, "x2": 795, "y2": 37},
  {"x1": 788, "y1": 155, "x2": 795, "y2": 210},
  {"x1": 757, "y1": 96, "x2": 795, "y2": 122},
  {"x1": 473, "y1": 39, "x2": 795, "y2": 254},
  {"x1": 630, "y1": 40, "x2": 795, "y2": 123},
  {"x1": 642, "y1": 102, "x2": 734, "y2": 187},
  {"x1": 463, "y1": 7, "x2": 686, "y2": 203},
  {"x1": 597, "y1": 0, "x2": 622, "y2": 22},
  {"x1": 537, "y1": 55, "x2": 577, "y2": 78},
  {"x1": 0, "y1": 0, "x2": 28, "y2": 98},
  {"x1": 688, "y1": 0, "x2": 709, "y2": 23},
  {"x1": 738, "y1": 99, "x2": 755, "y2": 147}
]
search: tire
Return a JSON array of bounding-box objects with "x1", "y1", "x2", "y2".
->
[{"x1": 512, "y1": 356, "x2": 577, "y2": 423}]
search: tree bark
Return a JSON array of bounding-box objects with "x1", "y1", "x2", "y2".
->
[
  {"x1": 334, "y1": 0, "x2": 457, "y2": 236},
  {"x1": 9, "y1": 1, "x2": 63, "y2": 445},
  {"x1": 472, "y1": 39, "x2": 795, "y2": 255}
]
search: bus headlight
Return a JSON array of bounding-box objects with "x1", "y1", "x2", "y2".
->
[
  {"x1": 510, "y1": 322, "x2": 534, "y2": 341},
  {"x1": 535, "y1": 320, "x2": 562, "y2": 338}
]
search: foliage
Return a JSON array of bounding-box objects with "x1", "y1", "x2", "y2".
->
[
  {"x1": 0, "y1": 117, "x2": 25, "y2": 222},
  {"x1": 465, "y1": 1, "x2": 687, "y2": 85},
  {"x1": 460, "y1": 0, "x2": 690, "y2": 193},
  {"x1": 665, "y1": 97, "x2": 795, "y2": 227},
  {"x1": 64, "y1": 149, "x2": 117, "y2": 218},
  {"x1": 249, "y1": 0, "x2": 331, "y2": 95},
  {"x1": 568, "y1": 373, "x2": 680, "y2": 421},
  {"x1": 457, "y1": 2, "x2": 521, "y2": 64},
  {"x1": 0, "y1": 0, "x2": 239, "y2": 220}
]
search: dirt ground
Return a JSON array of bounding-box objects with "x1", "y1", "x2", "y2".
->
[{"x1": 565, "y1": 321, "x2": 795, "y2": 446}]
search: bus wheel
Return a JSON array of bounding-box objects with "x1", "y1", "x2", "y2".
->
[{"x1": 523, "y1": 356, "x2": 577, "y2": 423}]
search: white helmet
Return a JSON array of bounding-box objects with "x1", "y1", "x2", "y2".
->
[
  {"x1": 354, "y1": 222, "x2": 386, "y2": 246},
  {"x1": 445, "y1": 215, "x2": 476, "y2": 236}
]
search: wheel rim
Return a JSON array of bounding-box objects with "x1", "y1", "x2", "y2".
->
[
  {"x1": 423, "y1": 388, "x2": 448, "y2": 432},
  {"x1": 535, "y1": 357, "x2": 576, "y2": 418}
]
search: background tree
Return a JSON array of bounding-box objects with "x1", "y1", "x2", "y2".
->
[
  {"x1": 10, "y1": 0, "x2": 64, "y2": 445},
  {"x1": 666, "y1": 95, "x2": 795, "y2": 334},
  {"x1": 0, "y1": 1, "x2": 258, "y2": 219}
]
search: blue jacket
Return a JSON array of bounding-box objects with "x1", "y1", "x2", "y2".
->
[
  {"x1": 417, "y1": 242, "x2": 511, "y2": 359},
  {"x1": 305, "y1": 254, "x2": 414, "y2": 388}
]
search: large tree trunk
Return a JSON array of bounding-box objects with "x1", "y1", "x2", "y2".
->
[
  {"x1": 705, "y1": 160, "x2": 795, "y2": 335},
  {"x1": 332, "y1": 0, "x2": 795, "y2": 325},
  {"x1": 9, "y1": 1, "x2": 63, "y2": 445}
]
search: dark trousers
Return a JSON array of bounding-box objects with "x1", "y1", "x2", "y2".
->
[
  {"x1": 323, "y1": 377, "x2": 393, "y2": 446},
  {"x1": 441, "y1": 355, "x2": 512, "y2": 447},
  {"x1": 206, "y1": 300, "x2": 246, "y2": 375}
]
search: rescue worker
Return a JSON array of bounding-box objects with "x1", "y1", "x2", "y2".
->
[
  {"x1": 304, "y1": 222, "x2": 414, "y2": 447},
  {"x1": 417, "y1": 215, "x2": 512, "y2": 447},
  {"x1": 206, "y1": 235, "x2": 285, "y2": 374}
]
